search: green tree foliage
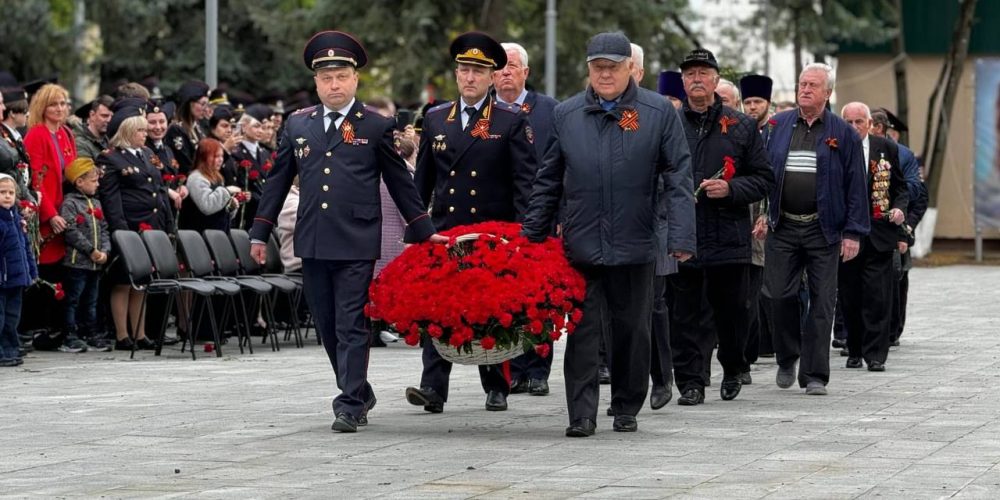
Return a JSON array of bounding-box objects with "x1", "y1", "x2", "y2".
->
[{"x1": 2, "y1": 0, "x2": 694, "y2": 105}]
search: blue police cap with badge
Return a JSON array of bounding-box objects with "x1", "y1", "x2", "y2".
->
[
  {"x1": 450, "y1": 31, "x2": 507, "y2": 69},
  {"x1": 658, "y1": 70, "x2": 686, "y2": 101},
  {"x1": 108, "y1": 98, "x2": 149, "y2": 138},
  {"x1": 303, "y1": 31, "x2": 369, "y2": 71},
  {"x1": 739, "y1": 74, "x2": 773, "y2": 102}
]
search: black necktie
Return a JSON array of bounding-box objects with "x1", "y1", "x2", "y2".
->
[
  {"x1": 326, "y1": 111, "x2": 341, "y2": 142},
  {"x1": 463, "y1": 106, "x2": 477, "y2": 130}
]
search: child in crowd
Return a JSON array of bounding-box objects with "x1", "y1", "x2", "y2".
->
[
  {"x1": 0, "y1": 173, "x2": 37, "y2": 367},
  {"x1": 59, "y1": 158, "x2": 112, "y2": 352}
]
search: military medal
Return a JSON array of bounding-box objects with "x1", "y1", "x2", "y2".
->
[
  {"x1": 433, "y1": 134, "x2": 447, "y2": 152},
  {"x1": 870, "y1": 154, "x2": 891, "y2": 218}
]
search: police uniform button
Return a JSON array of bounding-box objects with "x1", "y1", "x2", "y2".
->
[
  {"x1": 153, "y1": 208, "x2": 158, "y2": 213},
  {"x1": 326, "y1": 152, "x2": 332, "y2": 157},
  {"x1": 152, "y1": 193, "x2": 157, "y2": 198},
  {"x1": 470, "y1": 207, "x2": 477, "y2": 214},
  {"x1": 147, "y1": 177, "x2": 153, "y2": 182},
  {"x1": 324, "y1": 168, "x2": 331, "y2": 174},
  {"x1": 448, "y1": 206, "x2": 455, "y2": 213},
  {"x1": 471, "y1": 171, "x2": 477, "y2": 177},
  {"x1": 449, "y1": 188, "x2": 455, "y2": 194},
  {"x1": 323, "y1": 185, "x2": 329, "y2": 191},
  {"x1": 449, "y1": 171, "x2": 456, "y2": 177},
  {"x1": 321, "y1": 202, "x2": 329, "y2": 209},
  {"x1": 470, "y1": 189, "x2": 476, "y2": 196}
]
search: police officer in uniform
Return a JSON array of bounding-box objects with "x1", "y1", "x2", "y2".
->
[
  {"x1": 405, "y1": 31, "x2": 539, "y2": 414},
  {"x1": 249, "y1": 31, "x2": 442, "y2": 433}
]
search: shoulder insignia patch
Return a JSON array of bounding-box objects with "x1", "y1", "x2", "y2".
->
[
  {"x1": 292, "y1": 105, "x2": 317, "y2": 116},
  {"x1": 427, "y1": 102, "x2": 454, "y2": 115}
]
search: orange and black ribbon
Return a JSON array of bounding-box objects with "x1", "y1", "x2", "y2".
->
[{"x1": 619, "y1": 109, "x2": 639, "y2": 131}]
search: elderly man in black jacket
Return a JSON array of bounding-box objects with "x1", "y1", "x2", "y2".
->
[
  {"x1": 522, "y1": 32, "x2": 696, "y2": 437},
  {"x1": 670, "y1": 49, "x2": 774, "y2": 406}
]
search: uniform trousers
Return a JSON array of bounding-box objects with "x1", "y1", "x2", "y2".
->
[
  {"x1": 510, "y1": 342, "x2": 553, "y2": 383},
  {"x1": 838, "y1": 239, "x2": 894, "y2": 364},
  {"x1": 302, "y1": 258, "x2": 375, "y2": 419},
  {"x1": 670, "y1": 264, "x2": 752, "y2": 392},
  {"x1": 744, "y1": 264, "x2": 765, "y2": 369},
  {"x1": 765, "y1": 219, "x2": 839, "y2": 387},
  {"x1": 565, "y1": 263, "x2": 653, "y2": 422},
  {"x1": 650, "y1": 275, "x2": 674, "y2": 389},
  {"x1": 419, "y1": 342, "x2": 511, "y2": 401}
]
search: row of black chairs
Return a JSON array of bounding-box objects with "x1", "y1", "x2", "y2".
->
[{"x1": 112, "y1": 228, "x2": 307, "y2": 360}]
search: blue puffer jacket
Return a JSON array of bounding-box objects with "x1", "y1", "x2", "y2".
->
[{"x1": 0, "y1": 206, "x2": 38, "y2": 288}]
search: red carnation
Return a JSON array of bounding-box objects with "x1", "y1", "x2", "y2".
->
[
  {"x1": 75, "y1": 214, "x2": 85, "y2": 225},
  {"x1": 534, "y1": 343, "x2": 551, "y2": 358},
  {"x1": 138, "y1": 222, "x2": 153, "y2": 232},
  {"x1": 498, "y1": 312, "x2": 513, "y2": 328},
  {"x1": 722, "y1": 156, "x2": 736, "y2": 181},
  {"x1": 53, "y1": 283, "x2": 65, "y2": 301},
  {"x1": 480, "y1": 336, "x2": 496, "y2": 350},
  {"x1": 248, "y1": 170, "x2": 260, "y2": 181},
  {"x1": 571, "y1": 310, "x2": 583, "y2": 324},
  {"x1": 239, "y1": 159, "x2": 253, "y2": 169},
  {"x1": 162, "y1": 173, "x2": 176, "y2": 182},
  {"x1": 427, "y1": 324, "x2": 443, "y2": 338},
  {"x1": 92, "y1": 208, "x2": 104, "y2": 220},
  {"x1": 262, "y1": 161, "x2": 273, "y2": 172},
  {"x1": 768, "y1": 118, "x2": 777, "y2": 126},
  {"x1": 404, "y1": 333, "x2": 420, "y2": 346},
  {"x1": 271, "y1": 151, "x2": 277, "y2": 161},
  {"x1": 176, "y1": 174, "x2": 187, "y2": 183}
]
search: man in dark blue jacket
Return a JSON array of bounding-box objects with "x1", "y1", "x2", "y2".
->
[
  {"x1": 493, "y1": 41, "x2": 559, "y2": 397},
  {"x1": 522, "y1": 32, "x2": 695, "y2": 437},
  {"x1": 249, "y1": 31, "x2": 443, "y2": 433},
  {"x1": 669, "y1": 49, "x2": 774, "y2": 406},
  {"x1": 765, "y1": 63, "x2": 869, "y2": 396}
]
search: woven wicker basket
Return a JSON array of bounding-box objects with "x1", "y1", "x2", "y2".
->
[{"x1": 431, "y1": 337, "x2": 524, "y2": 365}]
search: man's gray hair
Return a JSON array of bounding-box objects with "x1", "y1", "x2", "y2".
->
[
  {"x1": 501, "y1": 42, "x2": 529, "y2": 68},
  {"x1": 840, "y1": 101, "x2": 871, "y2": 118},
  {"x1": 718, "y1": 78, "x2": 740, "y2": 102},
  {"x1": 800, "y1": 62, "x2": 836, "y2": 91},
  {"x1": 630, "y1": 43, "x2": 644, "y2": 69}
]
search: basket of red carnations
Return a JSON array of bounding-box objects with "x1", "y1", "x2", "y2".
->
[{"x1": 366, "y1": 221, "x2": 586, "y2": 365}]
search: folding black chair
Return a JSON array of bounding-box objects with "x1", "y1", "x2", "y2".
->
[
  {"x1": 229, "y1": 229, "x2": 303, "y2": 347},
  {"x1": 111, "y1": 230, "x2": 180, "y2": 360},
  {"x1": 265, "y1": 235, "x2": 315, "y2": 343},
  {"x1": 175, "y1": 230, "x2": 255, "y2": 355},
  {"x1": 142, "y1": 230, "x2": 245, "y2": 358},
  {"x1": 201, "y1": 230, "x2": 280, "y2": 351}
]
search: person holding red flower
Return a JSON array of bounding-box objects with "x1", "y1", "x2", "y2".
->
[
  {"x1": 59, "y1": 158, "x2": 112, "y2": 351},
  {"x1": 670, "y1": 49, "x2": 774, "y2": 406},
  {"x1": 231, "y1": 104, "x2": 274, "y2": 230}
]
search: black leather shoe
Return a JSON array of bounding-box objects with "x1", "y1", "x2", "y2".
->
[
  {"x1": 867, "y1": 360, "x2": 886, "y2": 372},
  {"x1": 565, "y1": 418, "x2": 596, "y2": 437},
  {"x1": 720, "y1": 377, "x2": 742, "y2": 401},
  {"x1": 890, "y1": 339, "x2": 900, "y2": 347},
  {"x1": 677, "y1": 388, "x2": 704, "y2": 406},
  {"x1": 114, "y1": 338, "x2": 135, "y2": 351},
  {"x1": 485, "y1": 391, "x2": 508, "y2": 411},
  {"x1": 839, "y1": 348, "x2": 850, "y2": 357},
  {"x1": 135, "y1": 337, "x2": 157, "y2": 350},
  {"x1": 846, "y1": 357, "x2": 863, "y2": 368},
  {"x1": 598, "y1": 366, "x2": 611, "y2": 384},
  {"x1": 358, "y1": 395, "x2": 377, "y2": 426},
  {"x1": 405, "y1": 386, "x2": 444, "y2": 413},
  {"x1": 331, "y1": 413, "x2": 358, "y2": 433},
  {"x1": 510, "y1": 379, "x2": 529, "y2": 394},
  {"x1": 832, "y1": 339, "x2": 846, "y2": 348},
  {"x1": 528, "y1": 379, "x2": 549, "y2": 396},
  {"x1": 738, "y1": 371, "x2": 753, "y2": 385},
  {"x1": 613, "y1": 415, "x2": 637, "y2": 432},
  {"x1": 650, "y1": 384, "x2": 672, "y2": 410},
  {"x1": 161, "y1": 336, "x2": 181, "y2": 346}
]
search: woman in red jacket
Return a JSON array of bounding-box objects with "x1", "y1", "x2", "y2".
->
[{"x1": 24, "y1": 83, "x2": 77, "y2": 342}]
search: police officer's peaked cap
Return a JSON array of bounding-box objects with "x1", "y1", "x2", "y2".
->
[
  {"x1": 303, "y1": 31, "x2": 368, "y2": 71},
  {"x1": 450, "y1": 32, "x2": 506, "y2": 69},
  {"x1": 108, "y1": 102, "x2": 148, "y2": 139}
]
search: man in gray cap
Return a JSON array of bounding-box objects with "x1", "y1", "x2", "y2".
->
[{"x1": 522, "y1": 32, "x2": 696, "y2": 437}]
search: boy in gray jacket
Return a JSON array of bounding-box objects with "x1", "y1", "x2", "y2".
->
[{"x1": 60, "y1": 158, "x2": 111, "y2": 351}]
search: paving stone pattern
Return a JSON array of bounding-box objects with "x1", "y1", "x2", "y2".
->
[{"x1": 3, "y1": 265, "x2": 1000, "y2": 498}]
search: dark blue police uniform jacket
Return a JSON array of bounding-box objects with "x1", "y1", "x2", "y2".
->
[
  {"x1": 520, "y1": 91, "x2": 559, "y2": 161},
  {"x1": 414, "y1": 98, "x2": 538, "y2": 230},
  {"x1": 97, "y1": 147, "x2": 175, "y2": 232},
  {"x1": 249, "y1": 100, "x2": 435, "y2": 257}
]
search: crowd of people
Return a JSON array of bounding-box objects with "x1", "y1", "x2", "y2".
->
[{"x1": 0, "y1": 28, "x2": 929, "y2": 439}]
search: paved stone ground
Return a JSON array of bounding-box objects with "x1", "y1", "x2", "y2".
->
[{"x1": 3, "y1": 265, "x2": 1000, "y2": 499}]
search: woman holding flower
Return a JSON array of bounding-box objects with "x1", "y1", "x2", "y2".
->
[{"x1": 180, "y1": 138, "x2": 245, "y2": 233}]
